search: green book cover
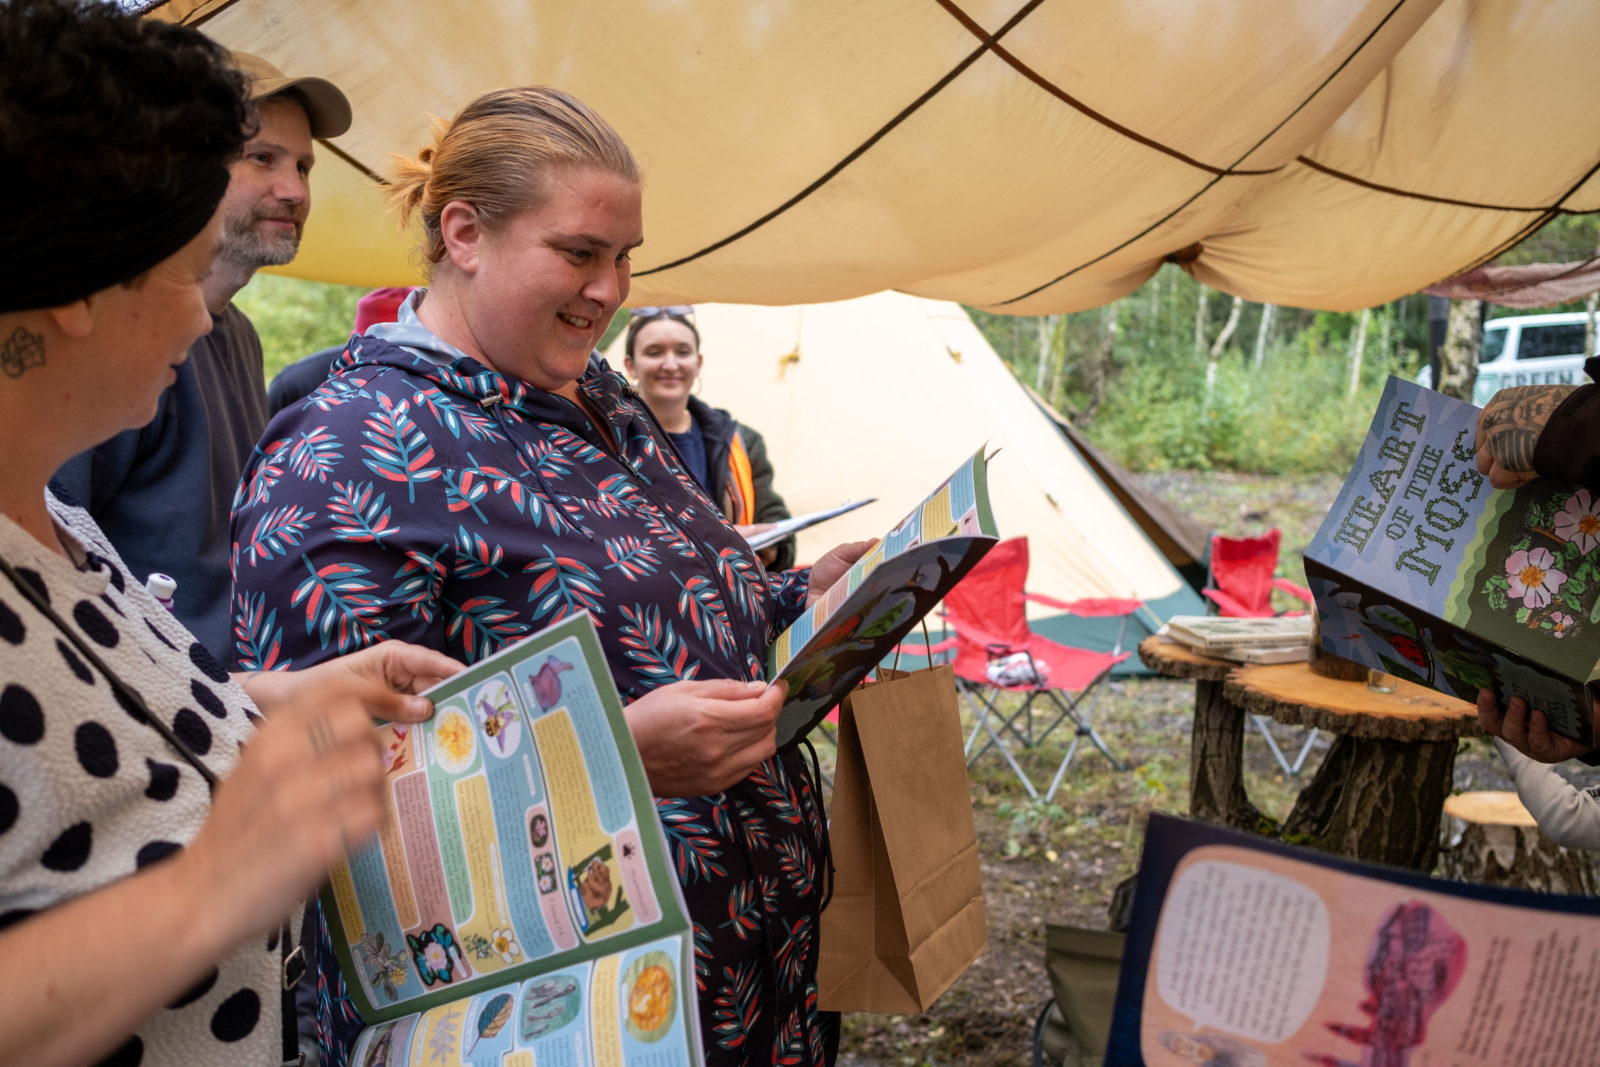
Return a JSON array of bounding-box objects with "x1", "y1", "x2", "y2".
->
[{"x1": 1304, "y1": 376, "x2": 1600, "y2": 745}]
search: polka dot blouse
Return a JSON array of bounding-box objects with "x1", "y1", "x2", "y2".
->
[{"x1": 0, "y1": 491, "x2": 283, "y2": 1065}]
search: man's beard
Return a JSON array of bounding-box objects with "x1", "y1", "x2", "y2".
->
[{"x1": 219, "y1": 208, "x2": 302, "y2": 272}]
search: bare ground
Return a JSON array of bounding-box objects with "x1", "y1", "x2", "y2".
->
[{"x1": 831, "y1": 471, "x2": 1600, "y2": 1067}]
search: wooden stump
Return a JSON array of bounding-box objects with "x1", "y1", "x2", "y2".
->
[
  {"x1": 1189, "y1": 678, "x2": 1273, "y2": 833},
  {"x1": 1439, "y1": 791, "x2": 1596, "y2": 894},
  {"x1": 1138, "y1": 639, "x2": 1271, "y2": 833},
  {"x1": 1297, "y1": 736, "x2": 1457, "y2": 871},
  {"x1": 1226, "y1": 663, "x2": 1479, "y2": 870}
]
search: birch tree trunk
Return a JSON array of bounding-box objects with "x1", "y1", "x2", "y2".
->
[
  {"x1": 1439, "y1": 300, "x2": 1483, "y2": 402},
  {"x1": 1253, "y1": 303, "x2": 1274, "y2": 369},
  {"x1": 1035, "y1": 315, "x2": 1051, "y2": 391},
  {"x1": 1586, "y1": 291, "x2": 1598, "y2": 359},
  {"x1": 1203, "y1": 295, "x2": 1242, "y2": 407},
  {"x1": 1587, "y1": 231, "x2": 1600, "y2": 358},
  {"x1": 1347, "y1": 307, "x2": 1370, "y2": 401},
  {"x1": 1377, "y1": 304, "x2": 1393, "y2": 367},
  {"x1": 1194, "y1": 286, "x2": 1209, "y2": 357},
  {"x1": 1045, "y1": 315, "x2": 1070, "y2": 411}
]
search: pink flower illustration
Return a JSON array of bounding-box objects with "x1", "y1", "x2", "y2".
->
[
  {"x1": 1506, "y1": 547, "x2": 1567, "y2": 609},
  {"x1": 1551, "y1": 611, "x2": 1575, "y2": 638},
  {"x1": 1554, "y1": 489, "x2": 1600, "y2": 553}
]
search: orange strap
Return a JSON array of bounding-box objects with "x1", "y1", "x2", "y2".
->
[{"x1": 724, "y1": 431, "x2": 757, "y2": 525}]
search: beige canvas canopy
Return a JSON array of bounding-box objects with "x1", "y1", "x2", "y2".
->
[
  {"x1": 603, "y1": 291, "x2": 1207, "y2": 650},
  {"x1": 153, "y1": 0, "x2": 1600, "y2": 314}
]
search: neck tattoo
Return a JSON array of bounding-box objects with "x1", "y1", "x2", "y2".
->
[{"x1": 1, "y1": 327, "x2": 46, "y2": 379}]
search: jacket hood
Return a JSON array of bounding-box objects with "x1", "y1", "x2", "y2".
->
[{"x1": 331, "y1": 288, "x2": 637, "y2": 440}]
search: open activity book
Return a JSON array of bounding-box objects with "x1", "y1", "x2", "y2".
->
[
  {"x1": 770, "y1": 447, "x2": 1000, "y2": 748},
  {"x1": 1305, "y1": 376, "x2": 1600, "y2": 746},
  {"x1": 323, "y1": 449, "x2": 999, "y2": 1064},
  {"x1": 1107, "y1": 813, "x2": 1600, "y2": 1066},
  {"x1": 323, "y1": 613, "x2": 702, "y2": 1066}
]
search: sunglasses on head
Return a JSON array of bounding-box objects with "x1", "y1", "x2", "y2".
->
[{"x1": 630, "y1": 305, "x2": 695, "y2": 320}]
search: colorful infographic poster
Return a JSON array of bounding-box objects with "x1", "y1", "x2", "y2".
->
[{"x1": 322, "y1": 613, "x2": 700, "y2": 1065}]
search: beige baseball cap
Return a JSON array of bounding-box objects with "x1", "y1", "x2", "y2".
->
[{"x1": 229, "y1": 50, "x2": 352, "y2": 139}]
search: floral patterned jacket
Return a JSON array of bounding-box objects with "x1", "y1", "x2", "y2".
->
[{"x1": 229, "y1": 313, "x2": 830, "y2": 1067}]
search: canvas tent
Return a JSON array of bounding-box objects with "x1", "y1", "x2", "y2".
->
[
  {"x1": 604, "y1": 292, "x2": 1207, "y2": 661},
  {"x1": 151, "y1": 0, "x2": 1600, "y2": 314},
  {"x1": 1023, "y1": 385, "x2": 1212, "y2": 592}
]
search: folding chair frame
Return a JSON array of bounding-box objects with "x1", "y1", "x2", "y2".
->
[{"x1": 959, "y1": 645, "x2": 1128, "y2": 803}]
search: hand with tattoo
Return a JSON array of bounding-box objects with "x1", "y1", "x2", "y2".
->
[{"x1": 1475, "y1": 385, "x2": 1576, "y2": 489}]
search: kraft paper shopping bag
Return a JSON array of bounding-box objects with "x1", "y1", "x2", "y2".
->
[{"x1": 817, "y1": 665, "x2": 988, "y2": 1012}]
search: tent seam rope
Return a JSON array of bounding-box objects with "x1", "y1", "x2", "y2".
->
[
  {"x1": 1295, "y1": 154, "x2": 1599, "y2": 215},
  {"x1": 1425, "y1": 149, "x2": 1600, "y2": 290},
  {"x1": 989, "y1": 0, "x2": 1417, "y2": 308},
  {"x1": 933, "y1": 0, "x2": 1281, "y2": 179},
  {"x1": 634, "y1": 0, "x2": 1050, "y2": 280}
]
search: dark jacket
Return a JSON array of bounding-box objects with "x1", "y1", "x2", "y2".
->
[
  {"x1": 266, "y1": 342, "x2": 345, "y2": 416},
  {"x1": 687, "y1": 395, "x2": 796, "y2": 571},
  {"x1": 1535, "y1": 358, "x2": 1600, "y2": 490},
  {"x1": 54, "y1": 303, "x2": 267, "y2": 661},
  {"x1": 230, "y1": 318, "x2": 830, "y2": 1067}
]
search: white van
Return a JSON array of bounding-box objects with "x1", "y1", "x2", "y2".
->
[{"x1": 1418, "y1": 312, "x2": 1596, "y2": 405}]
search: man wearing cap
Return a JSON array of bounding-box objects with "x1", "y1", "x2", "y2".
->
[{"x1": 54, "y1": 52, "x2": 351, "y2": 666}]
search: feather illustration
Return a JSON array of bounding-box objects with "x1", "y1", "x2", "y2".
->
[{"x1": 463, "y1": 992, "x2": 514, "y2": 1056}]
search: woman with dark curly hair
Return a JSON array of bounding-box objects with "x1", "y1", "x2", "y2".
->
[{"x1": 0, "y1": 3, "x2": 460, "y2": 1064}]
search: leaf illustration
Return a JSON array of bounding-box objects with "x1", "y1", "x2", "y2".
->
[
  {"x1": 463, "y1": 992, "x2": 514, "y2": 1055},
  {"x1": 288, "y1": 425, "x2": 343, "y2": 483},
  {"x1": 232, "y1": 591, "x2": 290, "y2": 671},
  {"x1": 326, "y1": 480, "x2": 397, "y2": 544},
  {"x1": 291, "y1": 558, "x2": 385, "y2": 652},
  {"x1": 360, "y1": 391, "x2": 442, "y2": 502},
  {"x1": 239, "y1": 503, "x2": 316, "y2": 567}
]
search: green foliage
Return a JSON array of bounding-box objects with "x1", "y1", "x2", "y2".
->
[
  {"x1": 970, "y1": 264, "x2": 1425, "y2": 475},
  {"x1": 1084, "y1": 343, "x2": 1388, "y2": 475},
  {"x1": 233, "y1": 274, "x2": 365, "y2": 381},
  {"x1": 234, "y1": 275, "x2": 633, "y2": 385}
]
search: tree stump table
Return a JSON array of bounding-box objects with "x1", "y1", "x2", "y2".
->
[
  {"x1": 1138, "y1": 637, "x2": 1271, "y2": 833},
  {"x1": 1439, "y1": 791, "x2": 1595, "y2": 894},
  {"x1": 1224, "y1": 662, "x2": 1482, "y2": 871}
]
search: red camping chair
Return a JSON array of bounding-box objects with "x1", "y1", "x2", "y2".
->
[
  {"x1": 1202, "y1": 528, "x2": 1320, "y2": 774},
  {"x1": 907, "y1": 537, "x2": 1139, "y2": 801},
  {"x1": 1201, "y1": 528, "x2": 1313, "y2": 617}
]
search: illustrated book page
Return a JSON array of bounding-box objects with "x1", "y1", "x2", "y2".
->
[
  {"x1": 770, "y1": 448, "x2": 998, "y2": 748},
  {"x1": 323, "y1": 613, "x2": 702, "y2": 1066},
  {"x1": 1106, "y1": 813, "x2": 1600, "y2": 1067},
  {"x1": 1304, "y1": 376, "x2": 1600, "y2": 745}
]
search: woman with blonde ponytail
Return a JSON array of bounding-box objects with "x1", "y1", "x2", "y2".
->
[{"x1": 233, "y1": 86, "x2": 863, "y2": 1067}]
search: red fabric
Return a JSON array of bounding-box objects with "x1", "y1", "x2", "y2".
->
[
  {"x1": 1423, "y1": 259, "x2": 1600, "y2": 310},
  {"x1": 1203, "y1": 529, "x2": 1312, "y2": 617},
  {"x1": 354, "y1": 286, "x2": 416, "y2": 333},
  {"x1": 1026, "y1": 593, "x2": 1143, "y2": 617},
  {"x1": 942, "y1": 537, "x2": 1131, "y2": 691}
]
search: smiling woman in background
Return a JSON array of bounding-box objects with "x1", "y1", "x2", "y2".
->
[{"x1": 624, "y1": 306, "x2": 798, "y2": 570}]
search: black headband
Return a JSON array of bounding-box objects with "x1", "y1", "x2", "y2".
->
[{"x1": 0, "y1": 159, "x2": 230, "y2": 315}]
